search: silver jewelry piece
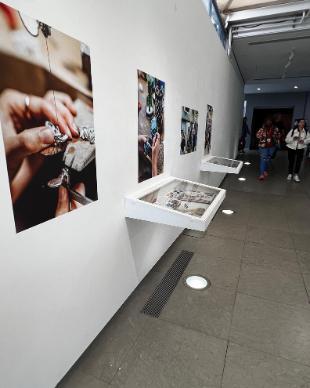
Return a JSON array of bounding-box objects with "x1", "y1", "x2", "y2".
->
[
  {"x1": 47, "y1": 167, "x2": 70, "y2": 188},
  {"x1": 45, "y1": 121, "x2": 69, "y2": 144},
  {"x1": 79, "y1": 126, "x2": 95, "y2": 144},
  {"x1": 41, "y1": 121, "x2": 69, "y2": 156}
]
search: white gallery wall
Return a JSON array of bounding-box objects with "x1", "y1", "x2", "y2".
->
[{"x1": 0, "y1": 1, "x2": 244, "y2": 387}]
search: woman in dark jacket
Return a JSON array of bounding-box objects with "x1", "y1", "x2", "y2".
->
[{"x1": 285, "y1": 118, "x2": 310, "y2": 182}]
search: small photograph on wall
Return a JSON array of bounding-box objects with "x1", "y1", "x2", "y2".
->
[
  {"x1": 140, "y1": 179, "x2": 218, "y2": 218},
  {"x1": 180, "y1": 106, "x2": 198, "y2": 155},
  {"x1": 0, "y1": 3, "x2": 97, "y2": 233},
  {"x1": 138, "y1": 70, "x2": 165, "y2": 183},
  {"x1": 204, "y1": 104, "x2": 213, "y2": 155}
]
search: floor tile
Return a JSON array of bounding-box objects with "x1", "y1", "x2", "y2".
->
[
  {"x1": 246, "y1": 226, "x2": 294, "y2": 249},
  {"x1": 222, "y1": 342, "x2": 310, "y2": 388},
  {"x1": 197, "y1": 235, "x2": 243, "y2": 262},
  {"x1": 217, "y1": 204, "x2": 251, "y2": 225},
  {"x1": 58, "y1": 370, "x2": 110, "y2": 388},
  {"x1": 185, "y1": 254, "x2": 241, "y2": 290},
  {"x1": 247, "y1": 208, "x2": 289, "y2": 231},
  {"x1": 160, "y1": 280, "x2": 235, "y2": 340},
  {"x1": 238, "y1": 263, "x2": 309, "y2": 308},
  {"x1": 112, "y1": 319, "x2": 227, "y2": 388},
  {"x1": 242, "y1": 242, "x2": 299, "y2": 272},
  {"x1": 296, "y1": 251, "x2": 310, "y2": 273},
  {"x1": 230, "y1": 293, "x2": 310, "y2": 366},
  {"x1": 153, "y1": 235, "x2": 197, "y2": 274},
  {"x1": 288, "y1": 219, "x2": 310, "y2": 235},
  {"x1": 293, "y1": 233, "x2": 310, "y2": 252},
  {"x1": 303, "y1": 274, "x2": 310, "y2": 296},
  {"x1": 206, "y1": 219, "x2": 247, "y2": 241},
  {"x1": 248, "y1": 196, "x2": 287, "y2": 210},
  {"x1": 74, "y1": 273, "x2": 162, "y2": 383}
]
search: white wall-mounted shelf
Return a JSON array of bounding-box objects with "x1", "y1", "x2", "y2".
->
[
  {"x1": 201, "y1": 155, "x2": 243, "y2": 174},
  {"x1": 125, "y1": 176, "x2": 226, "y2": 231}
]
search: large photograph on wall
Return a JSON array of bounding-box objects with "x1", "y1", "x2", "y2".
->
[
  {"x1": 0, "y1": 3, "x2": 97, "y2": 233},
  {"x1": 140, "y1": 179, "x2": 218, "y2": 218},
  {"x1": 204, "y1": 104, "x2": 213, "y2": 154},
  {"x1": 180, "y1": 106, "x2": 199, "y2": 155},
  {"x1": 138, "y1": 70, "x2": 165, "y2": 183}
]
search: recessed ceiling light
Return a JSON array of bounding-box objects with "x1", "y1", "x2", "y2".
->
[
  {"x1": 222, "y1": 209, "x2": 234, "y2": 215},
  {"x1": 294, "y1": 85, "x2": 299, "y2": 89},
  {"x1": 257, "y1": 87, "x2": 261, "y2": 91},
  {"x1": 184, "y1": 275, "x2": 210, "y2": 290},
  {"x1": 238, "y1": 177, "x2": 246, "y2": 181},
  {"x1": 244, "y1": 161, "x2": 251, "y2": 165}
]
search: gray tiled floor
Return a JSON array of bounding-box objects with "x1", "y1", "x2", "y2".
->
[{"x1": 58, "y1": 151, "x2": 310, "y2": 388}]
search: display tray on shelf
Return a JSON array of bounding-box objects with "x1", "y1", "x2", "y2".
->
[
  {"x1": 200, "y1": 155, "x2": 243, "y2": 174},
  {"x1": 125, "y1": 177, "x2": 226, "y2": 231}
]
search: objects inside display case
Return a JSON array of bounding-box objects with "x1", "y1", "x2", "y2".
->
[
  {"x1": 208, "y1": 157, "x2": 240, "y2": 168},
  {"x1": 140, "y1": 179, "x2": 218, "y2": 218},
  {"x1": 125, "y1": 177, "x2": 226, "y2": 231},
  {"x1": 201, "y1": 155, "x2": 243, "y2": 174}
]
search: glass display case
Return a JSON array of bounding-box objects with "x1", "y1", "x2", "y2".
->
[
  {"x1": 201, "y1": 155, "x2": 243, "y2": 174},
  {"x1": 125, "y1": 177, "x2": 226, "y2": 231}
]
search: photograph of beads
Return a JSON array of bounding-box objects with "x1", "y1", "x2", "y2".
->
[
  {"x1": 204, "y1": 104, "x2": 213, "y2": 155},
  {"x1": 140, "y1": 179, "x2": 218, "y2": 218},
  {"x1": 138, "y1": 70, "x2": 165, "y2": 183},
  {"x1": 180, "y1": 106, "x2": 199, "y2": 155},
  {"x1": 0, "y1": 2, "x2": 97, "y2": 232}
]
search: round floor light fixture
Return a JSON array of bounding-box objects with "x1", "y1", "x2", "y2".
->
[
  {"x1": 238, "y1": 177, "x2": 246, "y2": 181},
  {"x1": 184, "y1": 275, "x2": 210, "y2": 290},
  {"x1": 244, "y1": 162, "x2": 251, "y2": 166},
  {"x1": 222, "y1": 209, "x2": 234, "y2": 215}
]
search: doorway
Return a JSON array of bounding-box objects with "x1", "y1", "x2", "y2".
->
[{"x1": 250, "y1": 108, "x2": 294, "y2": 149}]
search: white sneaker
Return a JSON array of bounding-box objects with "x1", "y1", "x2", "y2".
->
[
  {"x1": 287, "y1": 174, "x2": 292, "y2": 181},
  {"x1": 293, "y1": 174, "x2": 301, "y2": 182}
]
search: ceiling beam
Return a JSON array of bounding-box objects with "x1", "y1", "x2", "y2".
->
[{"x1": 228, "y1": 1, "x2": 310, "y2": 23}]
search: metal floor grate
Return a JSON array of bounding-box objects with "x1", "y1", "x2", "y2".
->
[{"x1": 141, "y1": 250, "x2": 194, "y2": 318}]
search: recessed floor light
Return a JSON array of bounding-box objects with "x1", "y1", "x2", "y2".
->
[
  {"x1": 184, "y1": 275, "x2": 210, "y2": 290},
  {"x1": 238, "y1": 177, "x2": 246, "y2": 181},
  {"x1": 222, "y1": 209, "x2": 234, "y2": 215},
  {"x1": 244, "y1": 161, "x2": 251, "y2": 165},
  {"x1": 257, "y1": 87, "x2": 261, "y2": 91},
  {"x1": 294, "y1": 85, "x2": 299, "y2": 89}
]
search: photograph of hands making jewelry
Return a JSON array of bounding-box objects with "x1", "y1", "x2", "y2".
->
[
  {"x1": 138, "y1": 70, "x2": 165, "y2": 183},
  {"x1": 0, "y1": 3, "x2": 97, "y2": 232}
]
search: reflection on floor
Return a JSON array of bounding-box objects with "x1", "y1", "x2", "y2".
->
[{"x1": 58, "y1": 151, "x2": 310, "y2": 388}]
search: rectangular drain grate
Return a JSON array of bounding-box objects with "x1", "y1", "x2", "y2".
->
[{"x1": 141, "y1": 250, "x2": 194, "y2": 318}]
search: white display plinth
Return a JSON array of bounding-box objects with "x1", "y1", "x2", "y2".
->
[
  {"x1": 125, "y1": 177, "x2": 226, "y2": 231},
  {"x1": 201, "y1": 155, "x2": 243, "y2": 174}
]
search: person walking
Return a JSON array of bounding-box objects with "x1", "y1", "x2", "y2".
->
[
  {"x1": 256, "y1": 119, "x2": 280, "y2": 181},
  {"x1": 239, "y1": 117, "x2": 250, "y2": 154},
  {"x1": 285, "y1": 118, "x2": 310, "y2": 182}
]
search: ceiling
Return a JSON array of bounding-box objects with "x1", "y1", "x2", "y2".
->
[
  {"x1": 233, "y1": 29, "x2": 310, "y2": 82},
  {"x1": 217, "y1": 0, "x2": 310, "y2": 93}
]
